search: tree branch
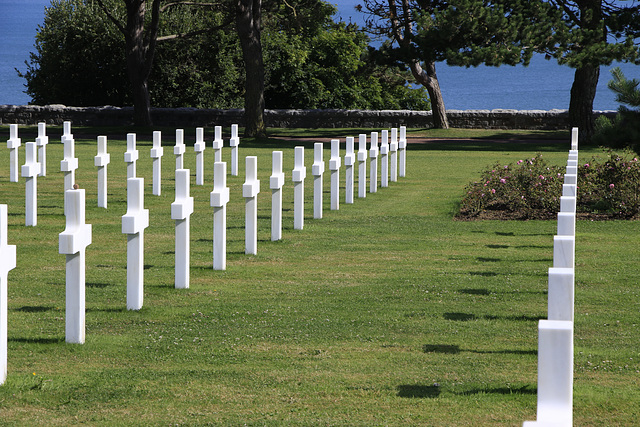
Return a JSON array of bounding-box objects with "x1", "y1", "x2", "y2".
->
[
  {"x1": 95, "y1": 0, "x2": 127, "y2": 36},
  {"x1": 156, "y1": 16, "x2": 235, "y2": 42}
]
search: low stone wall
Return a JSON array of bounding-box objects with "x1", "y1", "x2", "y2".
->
[{"x1": 0, "y1": 104, "x2": 617, "y2": 130}]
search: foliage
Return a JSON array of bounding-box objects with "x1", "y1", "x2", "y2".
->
[
  {"x1": 578, "y1": 150, "x2": 640, "y2": 218},
  {"x1": 459, "y1": 151, "x2": 640, "y2": 219},
  {"x1": 592, "y1": 67, "x2": 640, "y2": 152},
  {"x1": 20, "y1": 0, "x2": 428, "y2": 110},
  {"x1": 264, "y1": 20, "x2": 430, "y2": 110},
  {"x1": 458, "y1": 154, "x2": 565, "y2": 219},
  {"x1": 19, "y1": 0, "x2": 130, "y2": 106}
]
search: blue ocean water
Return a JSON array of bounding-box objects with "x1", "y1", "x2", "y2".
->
[{"x1": 1, "y1": 0, "x2": 638, "y2": 110}]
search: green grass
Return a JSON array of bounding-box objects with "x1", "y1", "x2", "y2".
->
[{"x1": 0, "y1": 126, "x2": 638, "y2": 425}]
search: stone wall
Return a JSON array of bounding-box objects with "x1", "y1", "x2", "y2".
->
[{"x1": 0, "y1": 104, "x2": 617, "y2": 130}]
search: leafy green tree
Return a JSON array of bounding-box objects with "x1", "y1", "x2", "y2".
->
[
  {"x1": 360, "y1": 0, "x2": 557, "y2": 128},
  {"x1": 21, "y1": 0, "x2": 427, "y2": 115},
  {"x1": 541, "y1": 0, "x2": 640, "y2": 141},
  {"x1": 19, "y1": 0, "x2": 130, "y2": 106},
  {"x1": 593, "y1": 67, "x2": 640, "y2": 152}
]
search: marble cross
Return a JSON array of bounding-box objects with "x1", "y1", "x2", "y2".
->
[
  {"x1": 171, "y1": 169, "x2": 194, "y2": 289},
  {"x1": 230, "y1": 124, "x2": 240, "y2": 176},
  {"x1": 94, "y1": 136, "x2": 110, "y2": 208},
  {"x1": 292, "y1": 146, "x2": 307, "y2": 230},
  {"x1": 59, "y1": 189, "x2": 92, "y2": 343},
  {"x1": 369, "y1": 132, "x2": 379, "y2": 194},
  {"x1": 122, "y1": 178, "x2": 149, "y2": 310},
  {"x1": 7, "y1": 124, "x2": 21, "y2": 183},
  {"x1": 312, "y1": 143, "x2": 325, "y2": 219},
  {"x1": 150, "y1": 131, "x2": 164, "y2": 196},
  {"x1": 21, "y1": 141, "x2": 41, "y2": 226},
  {"x1": 270, "y1": 151, "x2": 285, "y2": 241},
  {"x1": 210, "y1": 162, "x2": 230, "y2": 270},
  {"x1": 243, "y1": 156, "x2": 260, "y2": 255},
  {"x1": 36, "y1": 122, "x2": 48, "y2": 177},
  {"x1": 194, "y1": 127, "x2": 206, "y2": 186},
  {"x1": 357, "y1": 134, "x2": 367, "y2": 198},
  {"x1": 0, "y1": 205, "x2": 17, "y2": 384},
  {"x1": 329, "y1": 139, "x2": 341, "y2": 211}
]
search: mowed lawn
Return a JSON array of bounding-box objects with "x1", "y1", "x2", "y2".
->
[{"x1": 0, "y1": 126, "x2": 638, "y2": 425}]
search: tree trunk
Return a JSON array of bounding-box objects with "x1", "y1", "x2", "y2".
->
[
  {"x1": 569, "y1": 65, "x2": 599, "y2": 143},
  {"x1": 410, "y1": 60, "x2": 449, "y2": 129},
  {"x1": 237, "y1": 0, "x2": 266, "y2": 137},
  {"x1": 124, "y1": 0, "x2": 153, "y2": 126}
]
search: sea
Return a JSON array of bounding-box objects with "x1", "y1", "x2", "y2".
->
[{"x1": 1, "y1": 0, "x2": 638, "y2": 110}]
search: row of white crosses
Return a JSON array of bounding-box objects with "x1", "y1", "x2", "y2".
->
[{"x1": 524, "y1": 127, "x2": 579, "y2": 427}]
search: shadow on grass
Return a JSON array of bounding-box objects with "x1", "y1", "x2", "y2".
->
[
  {"x1": 87, "y1": 282, "x2": 111, "y2": 288},
  {"x1": 423, "y1": 344, "x2": 536, "y2": 356},
  {"x1": 397, "y1": 384, "x2": 441, "y2": 399},
  {"x1": 14, "y1": 306, "x2": 53, "y2": 313},
  {"x1": 444, "y1": 312, "x2": 545, "y2": 323},
  {"x1": 454, "y1": 385, "x2": 537, "y2": 396},
  {"x1": 477, "y1": 257, "x2": 501, "y2": 262},
  {"x1": 459, "y1": 288, "x2": 491, "y2": 296},
  {"x1": 10, "y1": 337, "x2": 63, "y2": 344}
]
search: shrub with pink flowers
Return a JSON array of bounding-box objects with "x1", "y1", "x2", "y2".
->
[{"x1": 458, "y1": 151, "x2": 640, "y2": 220}]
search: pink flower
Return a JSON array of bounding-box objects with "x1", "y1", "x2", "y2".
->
[
  {"x1": 504, "y1": 165, "x2": 508, "y2": 169},
  {"x1": 517, "y1": 160, "x2": 523, "y2": 165},
  {"x1": 491, "y1": 188, "x2": 496, "y2": 194},
  {"x1": 539, "y1": 175, "x2": 545, "y2": 180},
  {"x1": 609, "y1": 183, "x2": 615, "y2": 189},
  {"x1": 584, "y1": 163, "x2": 589, "y2": 168}
]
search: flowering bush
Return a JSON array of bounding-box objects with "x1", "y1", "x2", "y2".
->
[
  {"x1": 458, "y1": 151, "x2": 640, "y2": 220},
  {"x1": 578, "y1": 150, "x2": 640, "y2": 218}
]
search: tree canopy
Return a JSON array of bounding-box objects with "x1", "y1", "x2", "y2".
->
[{"x1": 20, "y1": 0, "x2": 429, "y2": 114}]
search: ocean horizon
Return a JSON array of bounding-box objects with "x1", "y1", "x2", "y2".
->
[{"x1": 1, "y1": 0, "x2": 638, "y2": 111}]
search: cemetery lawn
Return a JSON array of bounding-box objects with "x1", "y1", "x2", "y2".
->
[{"x1": 0, "y1": 126, "x2": 638, "y2": 425}]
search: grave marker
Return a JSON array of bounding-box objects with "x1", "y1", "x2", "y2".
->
[
  {"x1": 0, "y1": 205, "x2": 17, "y2": 385},
  {"x1": 210, "y1": 162, "x2": 229, "y2": 270},
  {"x1": 94, "y1": 136, "x2": 110, "y2": 208},
  {"x1": 122, "y1": 178, "x2": 149, "y2": 310},
  {"x1": 562, "y1": 184, "x2": 576, "y2": 197},
  {"x1": 560, "y1": 196, "x2": 577, "y2": 213},
  {"x1": 124, "y1": 133, "x2": 139, "y2": 179},
  {"x1": 380, "y1": 130, "x2": 389, "y2": 188},
  {"x1": 59, "y1": 189, "x2": 92, "y2": 344},
  {"x1": 243, "y1": 156, "x2": 260, "y2": 255},
  {"x1": 557, "y1": 212, "x2": 576, "y2": 237},
  {"x1": 270, "y1": 151, "x2": 285, "y2": 241},
  {"x1": 399, "y1": 126, "x2": 407, "y2": 177},
  {"x1": 329, "y1": 139, "x2": 341, "y2": 211},
  {"x1": 357, "y1": 134, "x2": 367, "y2": 198},
  {"x1": 22, "y1": 141, "x2": 41, "y2": 226},
  {"x1": 523, "y1": 320, "x2": 573, "y2": 426},
  {"x1": 312, "y1": 143, "x2": 325, "y2": 219},
  {"x1": 553, "y1": 235, "x2": 575, "y2": 269},
  {"x1": 547, "y1": 267, "x2": 575, "y2": 322},
  {"x1": 175, "y1": 129, "x2": 185, "y2": 170},
  {"x1": 171, "y1": 169, "x2": 194, "y2": 289},
  {"x1": 36, "y1": 122, "x2": 48, "y2": 177},
  {"x1": 213, "y1": 126, "x2": 223, "y2": 163},
  {"x1": 7, "y1": 124, "x2": 21, "y2": 183},
  {"x1": 390, "y1": 128, "x2": 398, "y2": 182},
  {"x1": 230, "y1": 124, "x2": 240, "y2": 176},
  {"x1": 292, "y1": 146, "x2": 307, "y2": 230},
  {"x1": 369, "y1": 132, "x2": 378, "y2": 193},
  {"x1": 345, "y1": 137, "x2": 355, "y2": 204},
  {"x1": 150, "y1": 131, "x2": 164, "y2": 196},
  {"x1": 194, "y1": 127, "x2": 206, "y2": 186},
  {"x1": 60, "y1": 122, "x2": 78, "y2": 191},
  {"x1": 571, "y1": 127, "x2": 579, "y2": 151}
]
